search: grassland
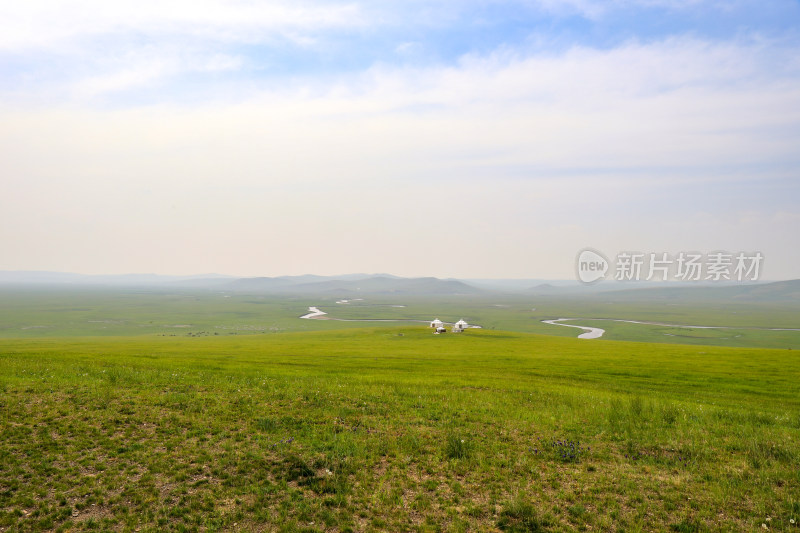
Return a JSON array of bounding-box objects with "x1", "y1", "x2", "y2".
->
[
  {"x1": 1, "y1": 327, "x2": 799, "y2": 532},
  {"x1": 320, "y1": 295, "x2": 800, "y2": 349},
  {"x1": 1, "y1": 288, "x2": 797, "y2": 349}
]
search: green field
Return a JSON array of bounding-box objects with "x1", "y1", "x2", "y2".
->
[
  {"x1": 1, "y1": 288, "x2": 798, "y2": 349},
  {"x1": 1, "y1": 288, "x2": 799, "y2": 531},
  {"x1": 2, "y1": 325, "x2": 799, "y2": 532}
]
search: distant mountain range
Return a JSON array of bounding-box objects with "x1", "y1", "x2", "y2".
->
[
  {"x1": 0, "y1": 271, "x2": 797, "y2": 301},
  {"x1": 0, "y1": 271, "x2": 234, "y2": 286},
  {"x1": 594, "y1": 278, "x2": 800, "y2": 303},
  {"x1": 228, "y1": 275, "x2": 480, "y2": 295},
  {"x1": 0, "y1": 271, "x2": 478, "y2": 295}
]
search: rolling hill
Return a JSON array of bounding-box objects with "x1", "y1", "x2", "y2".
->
[{"x1": 226, "y1": 275, "x2": 482, "y2": 295}]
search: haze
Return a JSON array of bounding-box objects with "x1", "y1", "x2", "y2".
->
[{"x1": 2, "y1": 0, "x2": 799, "y2": 279}]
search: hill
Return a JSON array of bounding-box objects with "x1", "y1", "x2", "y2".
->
[
  {"x1": 596, "y1": 279, "x2": 800, "y2": 303},
  {"x1": 1, "y1": 328, "x2": 798, "y2": 531},
  {"x1": 227, "y1": 275, "x2": 482, "y2": 295},
  {"x1": 0, "y1": 271, "x2": 233, "y2": 286}
]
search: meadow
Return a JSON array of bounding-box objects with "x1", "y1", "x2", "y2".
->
[
  {"x1": 1, "y1": 288, "x2": 798, "y2": 349},
  {"x1": 1, "y1": 325, "x2": 799, "y2": 532},
  {"x1": 1, "y1": 287, "x2": 799, "y2": 531}
]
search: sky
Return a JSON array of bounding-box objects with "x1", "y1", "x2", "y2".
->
[{"x1": 1, "y1": 0, "x2": 799, "y2": 280}]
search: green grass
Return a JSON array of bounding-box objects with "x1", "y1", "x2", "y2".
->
[
  {"x1": 1, "y1": 327, "x2": 799, "y2": 531},
  {"x1": 1, "y1": 288, "x2": 797, "y2": 349}
]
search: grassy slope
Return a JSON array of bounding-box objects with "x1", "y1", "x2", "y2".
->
[{"x1": 1, "y1": 327, "x2": 799, "y2": 532}]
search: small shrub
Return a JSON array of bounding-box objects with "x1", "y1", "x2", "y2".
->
[
  {"x1": 444, "y1": 434, "x2": 471, "y2": 460},
  {"x1": 660, "y1": 403, "x2": 680, "y2": 425},
  {"x1": 281, "y1": 455, "x2": 315, "y2": 482},
  {"x1": 567, "y1": 503, "x2": 586, "y2": 518},
  {"x1": 629, "y1": 395, "x2": 644, "y2": 417},
  {"x1": 670, "y1": 518, "x2": 702, "y2": 532},
  {"x1": 256, "y1": 418, "x2": 277, "y2": 432},
  {"x1": 497, "y1": 499, "x2": 549, "y2": 532}
]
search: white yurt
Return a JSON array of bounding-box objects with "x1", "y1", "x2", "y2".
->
[{"x1": 430, "y1": 318, "x2": 444, "y2": 328}]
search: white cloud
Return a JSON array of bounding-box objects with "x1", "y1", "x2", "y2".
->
[
  {"x1": 0, "y1": 0, "x2": 364, "y2": 52},
  {"x1": 395, "y1": 41, "x2": 423, "y2": 56},
  {"x1": 72, "y1": 61, "x2": 172, "y2": 97},
  {"x1": 69, "y1": 49, "x2": 246, "y2": 97},
  {"x1": 532, "y1": 0, "x2": 608, "y2": 18},
  {"x1": 5, "y1": 36, "x2": 800, "y2": 187},
  {"x1": 2, "y1": 33, "x2": 799, "y2": 276},
  {"x1": 197, "y1": 53, "x2": 245, "y2": 72},
  {"x1": 531, "y1": 0, "x2": 756, "y2": 18}
]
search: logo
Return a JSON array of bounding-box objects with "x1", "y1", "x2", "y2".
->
[
  {"x1": 576, "y1": 248, "x2": 609, "y2": 284},
  {"x1": 574, "y1": 249, "x2": 763, "y2": 283}
]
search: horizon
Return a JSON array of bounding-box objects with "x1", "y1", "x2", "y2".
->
[{"x1": 0, "y1": 269, "x2": 795, "y2": 284}]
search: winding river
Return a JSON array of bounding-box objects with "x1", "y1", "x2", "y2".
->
[
  {"x1": 541, "y1": 319, "x2": 606, "y2": 339},
  {"x1": 298, "y1": 306, "x2": 796, "y2": 340},
  {"x1": 541, "y1": 318, "x2": 800, "y2": 340},
  {"x1": 299, "y1": 306, "x2": 480, "y2": 327}
]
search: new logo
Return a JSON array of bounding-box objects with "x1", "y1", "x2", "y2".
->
[{"x1": 576, "y1": 248, "x2": 609, "y2": 284}]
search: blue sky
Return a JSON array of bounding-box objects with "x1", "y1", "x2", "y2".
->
[
  {"x1": 1, "y1": 0, "x2": 799, "y2": 279},
  {"x1": 5, "y1": 1, "x2": 800, "y2": 101}
]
